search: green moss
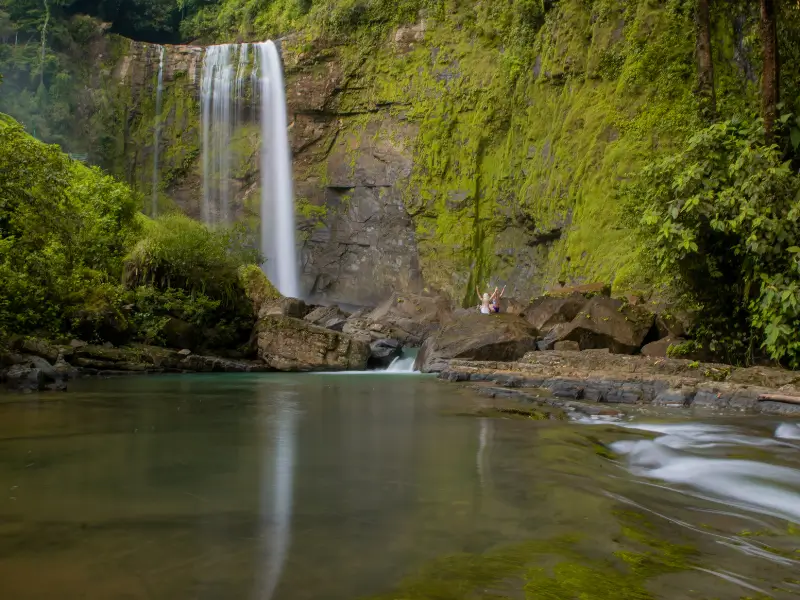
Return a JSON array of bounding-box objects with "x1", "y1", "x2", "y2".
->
[{"x1": 362, "y1": 510, "x2": 699, "y2": 599}]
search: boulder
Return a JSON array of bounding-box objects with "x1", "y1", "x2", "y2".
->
[
  {"x1": 257, "y1": 316, "x2": 370, "y2": 371},
  {"x1": 178, "y1": 354, "x2": 271, "y2": 373},
  {"x1": 655, "y1": 313, "x2": 690, "y2": 339},
  {"x1": 258, "y1": 297, "x2": 311, "y2": 320},
  {"x1": 238, "y1": 264, "x2": 280, "y2": 317},
  {"x1": 641, "y1": 336, "x2": 687, "y2": 358},
  {"x1": 523, "y1": 292, "x2": 587, "y2": 334},
  {"x1": 553, "y1": 340, "x2": 580, "y2": 352},
  {"x1": 368, "y1": 338, "x2": 403, "y2": 369},
  {"x1": 17, "y1": 338, "x2": 72, "y2": 363},
  {"x1": 53, "y1": 353, "x2": 78, "y2": 379},
  {"x1": 414, "y1": 313, "x2": 538, "y2": 373},
  {"x1": 553, "y1": 297, "x2": 655, "y2": 354},
  {"x1": 304, "y1": 305, "x2": 349, "y2": 331},
  {"x1": 341, "y1": 317, "x2": 377, "y2": 343},
  {"x1": 5, "y1": 364, "x2": 45, "y2": 392},
  {"x1": 363, "y1": 292, "x2": 451, "y2": 346}
]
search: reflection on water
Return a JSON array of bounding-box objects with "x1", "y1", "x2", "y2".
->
[
  {"x1": 258, "y1": 393, "x2": 296, "y2": 600},
  {"x1": 0, "y1": 374, "x2": 798, "y2": 599}
]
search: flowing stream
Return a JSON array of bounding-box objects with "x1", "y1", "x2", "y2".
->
[
  {"x1": 198, "y1": 41, "x2": 299, "y2": 298},
  {"x1": 1, "y1": 375, "x2": 798, "y2": 599}
]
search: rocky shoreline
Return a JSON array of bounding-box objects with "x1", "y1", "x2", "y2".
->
[
  {"x1": 0, "y1": 290, "x2": 447, "y2": 392},
  {"x1": 434, "y1": 350, "x2": 800, "y2": 417},
  {"x1": 5, "y1": 284, "x2": 800, "y2": 418}
]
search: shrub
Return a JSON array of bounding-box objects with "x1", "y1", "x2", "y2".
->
[
  {"x1": 623, "y1": 117, "x2": 800, "y2": 366},
  {"x1": 123, "y1": 213, "x2": 261, "y2": 307},
  {"x1": 0, "y1": 118, "x2": 139, "y2": 336}
]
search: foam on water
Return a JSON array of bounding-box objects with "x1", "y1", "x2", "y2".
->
[
  {"x1": 608, "y1": 422, "x2": 800, "y2": 524},
  {"x1": 385, "y1": 355, "x2": 417, "y2": 373},
  {"x1": 775, "y1": 422, "x2": 800, "y2": 440}
]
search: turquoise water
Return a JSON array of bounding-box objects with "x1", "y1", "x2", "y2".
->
[{"x1": 0, "y1": 373, "x2": 798, "y2": 599}]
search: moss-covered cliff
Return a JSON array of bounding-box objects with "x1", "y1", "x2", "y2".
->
[{"x1": 3, "y1": 0, "x2": 798, "y2": 308}]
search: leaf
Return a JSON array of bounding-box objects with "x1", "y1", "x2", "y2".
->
[{"x1": 792, "y1": 127, "x2": 800, "y2": 150}]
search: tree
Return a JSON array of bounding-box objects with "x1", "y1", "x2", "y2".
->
[
  {"x1": 761, "y1": 0, "x2": 779, "y2": 139},
  {"x1": 695, "y1": 0, "x2": 715, "y2": 119}
]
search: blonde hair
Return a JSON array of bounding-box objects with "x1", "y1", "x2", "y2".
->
[{"x1": 482, "y1": 293, "x2": 490, "y2": 301}]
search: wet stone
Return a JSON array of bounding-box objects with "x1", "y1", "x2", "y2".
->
[{"x1": 654, "y1": 388, "x2": 693, "y2": 407}]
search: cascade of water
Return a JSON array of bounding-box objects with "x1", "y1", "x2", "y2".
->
[
  {"x1": 199, "y1": 41, "x2": 300, "y2": 297},
  {"x1": 151, "y1": 44, "x2": 165, "y2": 218},
  {"x1": 214, "y1": 44, "x2": 233, "y2": 224},
  {"x1": 234, "y1": 43, "x2": 250, "y2": 125},
  {"x1": 255, "y1": 41, "x2": 300, "y2": 298},
  {"x1": 200, "y1": 44, "x2": 235, "y2": 225}
]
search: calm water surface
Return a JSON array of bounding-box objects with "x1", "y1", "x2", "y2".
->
[{"x1": 0, "y1": 373, "x2": 799, "y2": 599}]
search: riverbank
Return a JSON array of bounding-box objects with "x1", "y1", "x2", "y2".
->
[{"x1": 434, "y1": 350, "x2": 800, "y2": 417}]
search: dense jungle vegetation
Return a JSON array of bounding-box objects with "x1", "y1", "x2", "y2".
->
[
  {"x1": 0, "y1": 113, "x2": 269, "y2": 350},
  {"x1": 2, "y1": 0, "x2": 800, "y2": 367}
]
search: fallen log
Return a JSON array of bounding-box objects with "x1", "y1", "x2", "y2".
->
[{"x1": 757, "y1": 393, "x2": 800, "y2": 405}]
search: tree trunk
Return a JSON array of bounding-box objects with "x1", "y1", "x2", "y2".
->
[
  {"x1": 761, "y1": 0, "x2": 779, "y2": 140},
  {"x1": 696, "y1": 0, "x2": 716, "y2": 120}
]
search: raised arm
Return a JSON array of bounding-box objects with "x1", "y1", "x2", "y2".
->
[
  {"x1": 491, "y1": 286, "x2": 499, "y2": 301},
  {"x1": 475, "y1": 285, "x2": 481, "y2": 300},
  {"x1": 499, "y1": 285, "x2": 506, "y2": 298}
]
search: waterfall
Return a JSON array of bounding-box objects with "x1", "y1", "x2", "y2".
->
[
  {"x1": 234, "y1": 43, "x2": 250, "y2": 126},
  {"x1": 151, "y1": 45, "x2": 165, "y2": 218},
  {"x1": 255, "y1": 41, "x2": 300, "y2": 299},
  {"x1": 199, "y1": 41, "x2": 300, "y2": 298},
  {"x1": 200, "y1": 44, "x2": 234, "y2": 225}
]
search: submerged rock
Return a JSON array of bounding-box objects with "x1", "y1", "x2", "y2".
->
[
  {"x1": 3, "y1": 354, "x2": 68, "y2": 392},
  {"x1": 415, "y1": 313, "x2": 538, "y2": 373},
  {"x1": 5, "y1": 364, "x2": 45, "y2": 392},
  {"x1": 256, "y1": 316, "x2": 370, "y2": 371}
]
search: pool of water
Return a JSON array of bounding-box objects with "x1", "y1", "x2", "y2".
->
[{"x1": 0, "y1": 373, "x2": 798, "y2": 599}]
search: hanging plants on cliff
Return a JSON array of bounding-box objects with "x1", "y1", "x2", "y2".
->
[{"x1": 623, "y1": 117, "x2": 800, "y2": 366}]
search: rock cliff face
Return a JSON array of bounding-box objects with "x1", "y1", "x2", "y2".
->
[{"x1": 52, "y1": 0, "x2": 770, "y2": 307}]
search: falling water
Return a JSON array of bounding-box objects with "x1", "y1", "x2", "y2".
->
[
  {"x1": 200, "y1": 44, "x2": 234, "y2": 225},
  {"x1": 199, "y1": 41, "x2": 299, "y2": 298},
  {"x1": 256, "y1": 41, "x2": 300, "y2": 298},
  {"x1": 234, "y1": 43, "x2": 250, "y2": 125},
  {"x1": 151, "y1": 45, "x2": 165, "y2": 218}
]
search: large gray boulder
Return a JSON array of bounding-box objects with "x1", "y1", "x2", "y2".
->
[
  {"x1": 257, "y1": 316, "x2": 370, "y2": 371},
  {"x1": 553, "y1": 297, "x2": 655, "y2": 354},
  {"x1": 258, "y1": 297, "x2": 311, "y2": 320},
  {"x1": 363, "y1": 291, "x2": 450, "y2": 346},
  {"x1": 522, "y1": 292, "x2": 587, "y2": 334},
  {"x1": 414, "y1": 313, "x2": 538, "y2": 373},
  {"x1": 304, "y1": 305, "x2": 349, "y2": 331}
]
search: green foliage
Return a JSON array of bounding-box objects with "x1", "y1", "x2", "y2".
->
[
  {"x1": 0, "y1": 118, "x2": 259, "y2": 350},
  {"x1": 181, "y1": 0, "x2": 443, "y2": 41},
  {"x1": 123, "y1": 212, "x2": 262, "y2": 306},
  {"x1": 624, "y1": 117, "x2": 800, "y2": 366},
  {"x1": 0, "y1": 117, "x2": 140, "y2": 336}
]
